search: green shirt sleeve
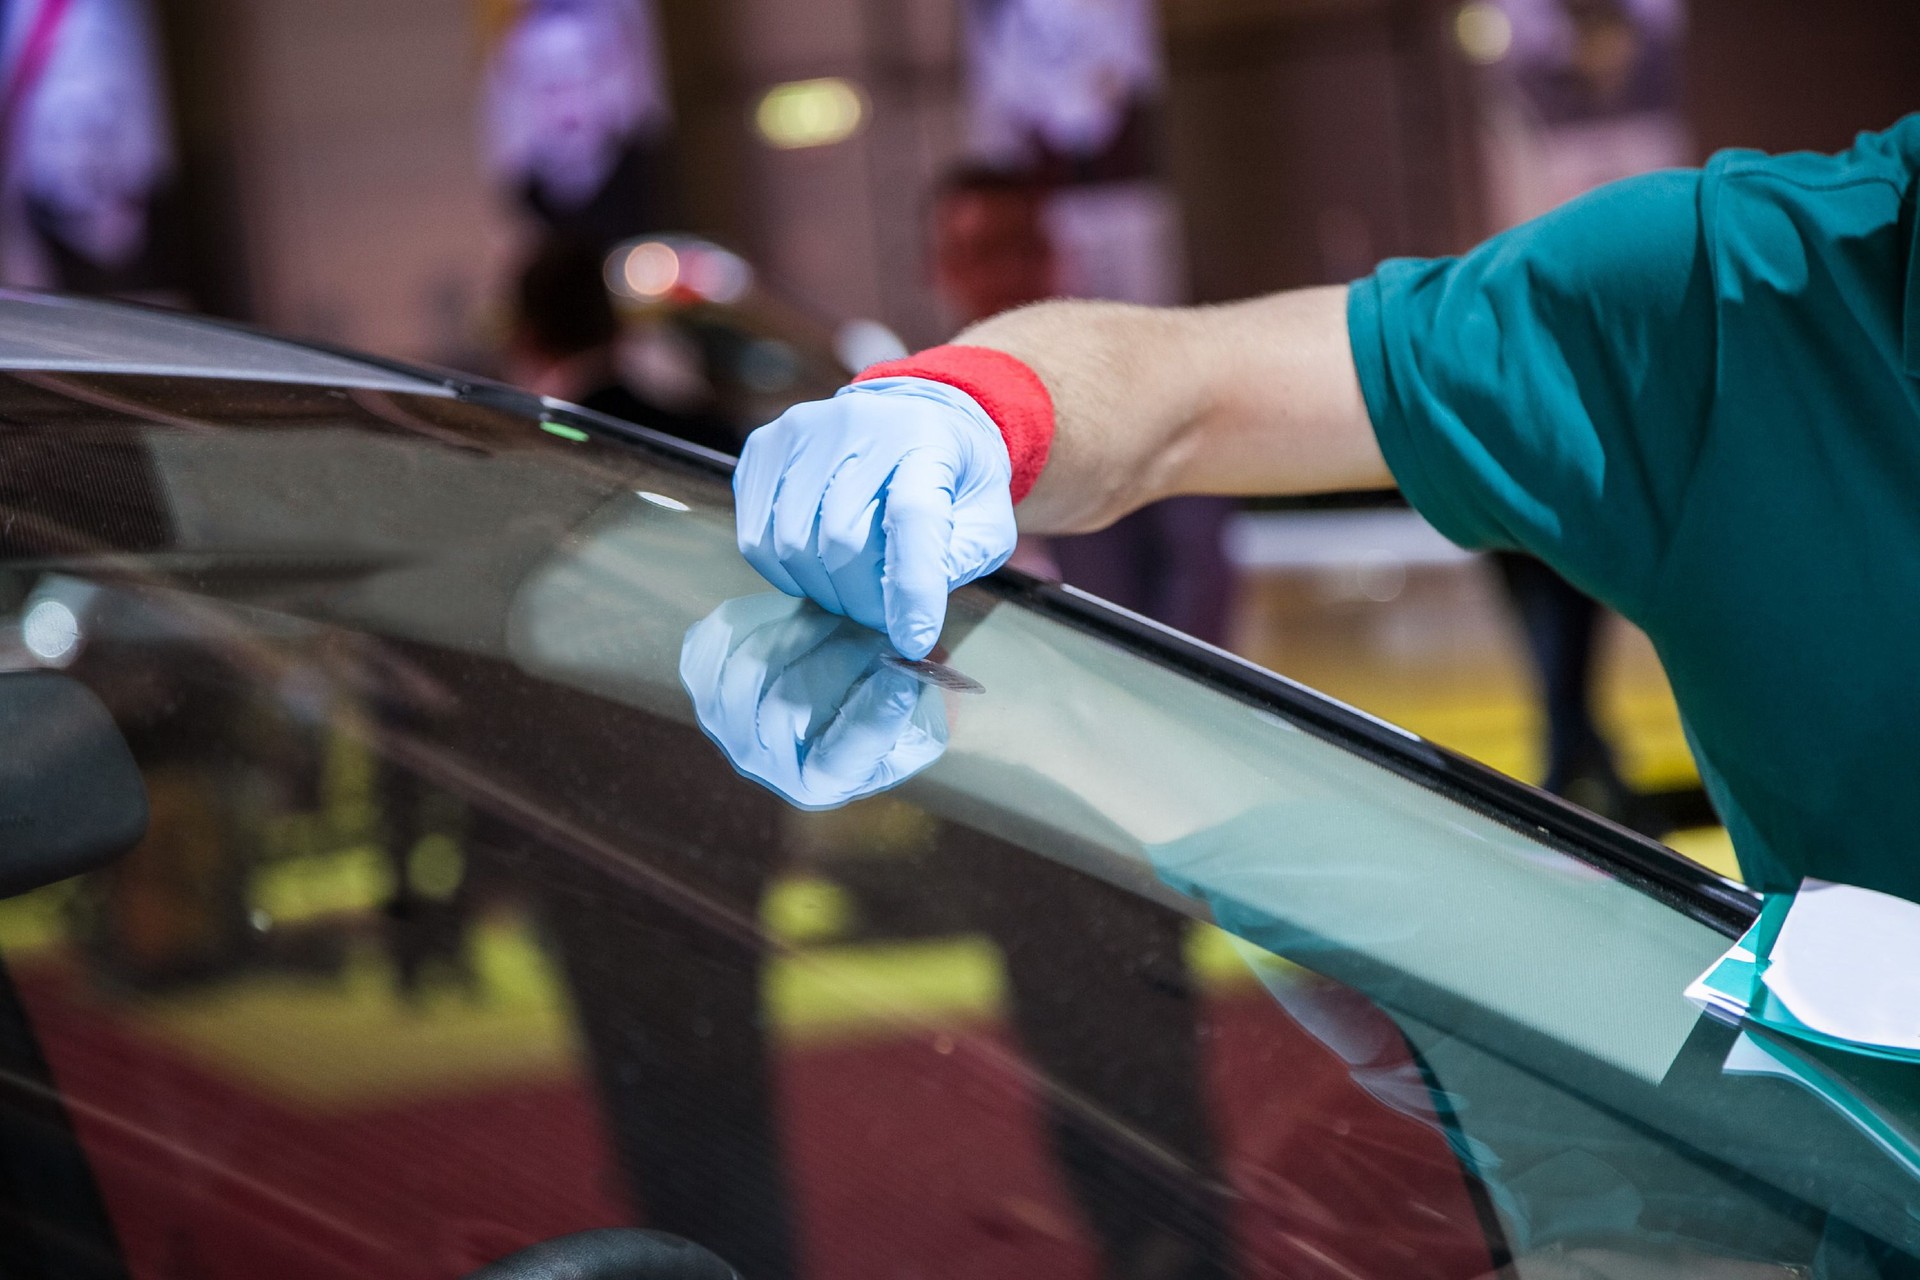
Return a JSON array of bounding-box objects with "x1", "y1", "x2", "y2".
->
[{"x1": 1348, "y1": 169, "x2": 1719, "y2": 622}]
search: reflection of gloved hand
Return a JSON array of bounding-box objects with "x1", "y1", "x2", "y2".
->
[
  {"x1": 679, "y1": 594, "x2": 949, "y2": 810},
  {"x1": 733, "y1": 376, "x2": 1017, "y2": 660}
]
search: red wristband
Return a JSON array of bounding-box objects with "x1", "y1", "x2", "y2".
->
[{"x1": 854, "y1": 345, "x2": 1055, "y2": 503}]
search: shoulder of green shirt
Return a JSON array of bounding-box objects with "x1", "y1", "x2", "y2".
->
[
  {"x1": 1706, "y1": 114, "x2": 1920, "y2": 196},
  {"x1": 1346, "y1": 168, "x2": 1714, "y2": 622}
]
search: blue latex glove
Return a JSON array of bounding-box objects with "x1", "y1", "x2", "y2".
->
[
  {"x1": 679, "y1": 594, "x2": 950, "y2": 811},
  {"x1": 734, "y1": 377, "x2": 1017, "y2": 659}
]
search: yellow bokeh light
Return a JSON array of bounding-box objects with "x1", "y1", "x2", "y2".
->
[
  {"x1": 1455, "y1": 1, "x2": 1514, "y2": 64},
  {"x1": 755, "y1": 78, "x2": 866, "y2": 150}
]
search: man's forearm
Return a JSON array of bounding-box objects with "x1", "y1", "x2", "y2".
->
[{"x1": 957, "y1": 284, "x2": 1388, "y2": 533}]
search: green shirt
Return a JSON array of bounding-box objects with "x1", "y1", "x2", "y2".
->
[{"x1": 1349, "y1": 115, "x2": 1920, "y2": 901}]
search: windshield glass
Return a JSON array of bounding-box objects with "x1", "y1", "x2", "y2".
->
[{"x1": 0, "y1": 368, "x2": 1914, "y2": 1280}]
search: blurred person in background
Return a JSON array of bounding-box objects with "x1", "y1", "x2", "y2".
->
[
  {"x1": 930, "y1": 165, "x2": 1062, "y2": 580},
  {"x1": 932, "y1": 167, "x2": 1055, "y2": 349},
  {"x1": 1476, "y1": 0, "x2": 1689, "y2": 829},
  {"x1": 506, "y1": 235, "x2": 735, "y2": 454},
  {"x1": 963, "y1": 0, "x2": 1175, "y2": 305},
  {"x1": 1481, "y1": 0, "x2": 1687, "y2": 227},
  {"x1": 482, "y1": 0, "x2": 677, "y2": 252},
  {"x1": 0, "y1": 0, "x2": 188, "y2": 302},
  {"x1": 960, "y1": 0, "x2": 1237, "y2": 647}
]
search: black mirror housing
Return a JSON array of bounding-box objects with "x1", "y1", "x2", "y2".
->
[{"x1": 0, "y1": 673, "x2": 146, "y2": 898}]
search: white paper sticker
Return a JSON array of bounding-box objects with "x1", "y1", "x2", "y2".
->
[{"x1": 1760, "y1": 879, "x2": 1920, "y2": 1052}]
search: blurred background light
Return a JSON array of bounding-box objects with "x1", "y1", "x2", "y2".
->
[
  {"x1": 607, "y1": 237, "x2": 754, "y2": 304},
  {"x1": 618, "y1": 240, "x2": 680, "y2": 298},
  {"x1": 539, "y1": 419, "x2": 590, "y2": 442},
  {"x1": 1454, "y1": 1, "x2": 1515, "y2": 64},
  {"x1": 22, "y1": 599, "x2": 80, "y2": 667},
  {"x1": 754, "y1": 77, "x2": 866, "y2": 150},
  {"x1": 834, "y1": 318, "x2": 909, "y2": 374},
  {"x1": 679, "y1": 242, "x2": 753, "y2": 303}
]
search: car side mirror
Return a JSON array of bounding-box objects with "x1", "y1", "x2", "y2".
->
[
  {"x1": 465, "y1": 1229, "x2": 740, "y2": 1280},
  {"x1": 0, "y1": 672, "x2": 146, "y2": 898}
]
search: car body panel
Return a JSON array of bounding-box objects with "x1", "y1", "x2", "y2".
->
[{"x1": 0, "y1": 291, "x2": 450, "y2": 394}]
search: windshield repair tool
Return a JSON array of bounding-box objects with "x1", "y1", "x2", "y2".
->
[{"x1": 880, "y1": 654, "x2": 985, "y2": 695}]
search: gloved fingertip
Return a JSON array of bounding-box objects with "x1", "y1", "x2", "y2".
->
[{"x1": 892, "y1": 616, "x2": 940, "y2": 661}]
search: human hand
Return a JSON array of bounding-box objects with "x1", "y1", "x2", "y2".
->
[
  {"x1": 733, "y1": 377, "x2": 1017, "y2": 660},
  {"x1": 678, "y1": 594, "x2": 950, "y2": 810}
]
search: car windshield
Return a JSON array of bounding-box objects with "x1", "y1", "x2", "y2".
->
[{"x1": 1, "y1": 363, "x2": 1916, "y2": 1280}]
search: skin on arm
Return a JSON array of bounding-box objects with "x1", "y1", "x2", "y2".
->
[{"x1": 956, "y1": 284, "x2": 1389, "y2": 534}]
